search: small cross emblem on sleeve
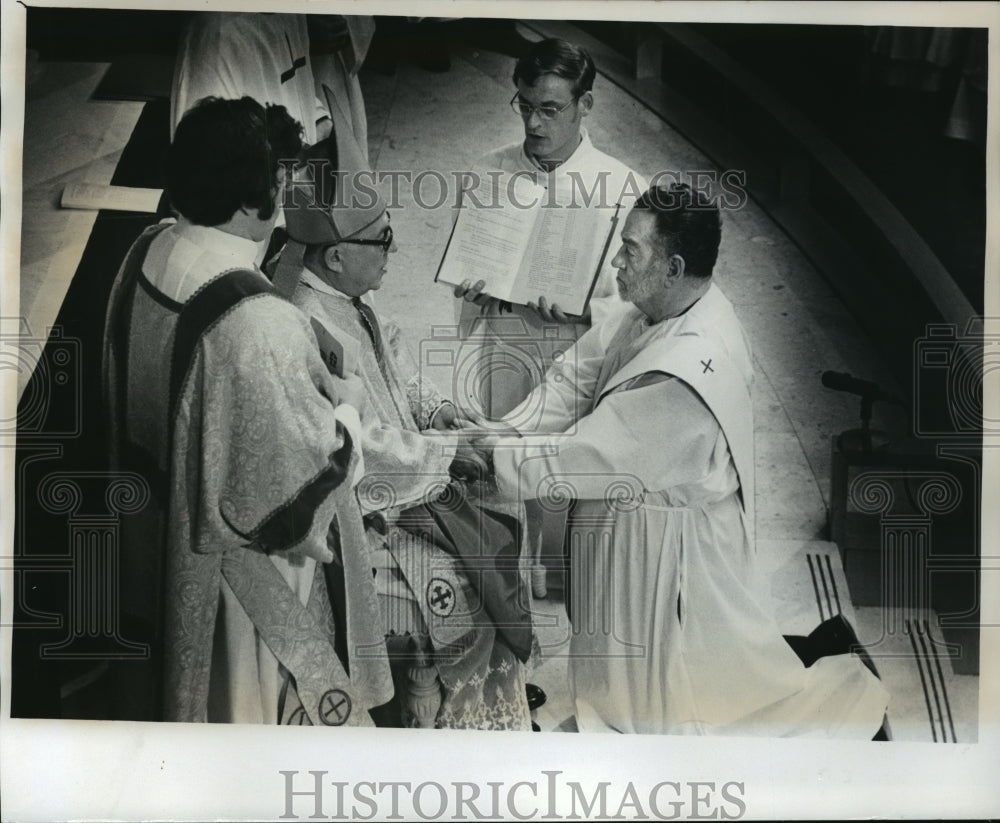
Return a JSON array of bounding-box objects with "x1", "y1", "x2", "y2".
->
[{"x1": 701, "y1": 359, "x2": 714, "y2": 373}]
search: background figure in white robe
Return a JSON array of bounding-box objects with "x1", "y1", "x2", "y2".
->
[
  {"x1": 171, "y1": 11, "x2": 329, "y2": 143},
  {"x1": 308, "y1": 15, "x2": 375, "y2": 162},
  {"x1": 454, "y1": 38, "x2": 646, "y2": 597},
  {"x1": 485, "y1": 183, "x2": 890, "y2": 736},
  {"x1": 172, "y1": 11, "x2": 374, "y2": 153}
]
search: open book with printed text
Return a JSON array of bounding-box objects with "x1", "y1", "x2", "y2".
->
[{"x1": 435, "y1": 170, "x2": 621, "y2": 316}]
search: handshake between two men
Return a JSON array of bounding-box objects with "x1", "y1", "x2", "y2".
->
[{"x1": 328, "y1": 371, "x2": 508, "y2": 486}]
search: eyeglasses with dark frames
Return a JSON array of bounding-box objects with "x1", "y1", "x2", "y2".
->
[
  {"x1": 338, "y1": 223, "x2": 393, "y2": 253},
  {"x1": 509, "y1": 92, "x2": 579, "y2": 120}
]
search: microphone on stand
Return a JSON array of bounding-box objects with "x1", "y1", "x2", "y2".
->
[
  {"x1": 821, "y1": 371, "x2": 902, "y2": 455},
  {"x1": 821, "y1": 371, "x2": 902, "y2": 406}
]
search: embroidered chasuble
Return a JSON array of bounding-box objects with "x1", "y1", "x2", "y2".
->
[
  {"x1": 102, "y1": 219, "x2": 393, "y2": 724},
  {"x1": 293, "y1": 270, "x2": 532, "y2": 730}
]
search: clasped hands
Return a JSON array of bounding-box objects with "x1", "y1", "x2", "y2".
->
[
  {"x1": 454, "y1": 279, "x2": 590, "y2": 325},
  {"x1": 331, "y1": 378, "x2": 504, "y2": 484},
  {"x1": 428, "y1": 402, "x2": 519, "y2": 484}
]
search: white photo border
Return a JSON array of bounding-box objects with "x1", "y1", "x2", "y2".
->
[{"x1": 2, "y1": 0, "x2": 998, "y2": 820}]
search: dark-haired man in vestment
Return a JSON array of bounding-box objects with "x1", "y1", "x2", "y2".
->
[{"x1": 103, "y1": 96, "x2": 392, "y2": 724}]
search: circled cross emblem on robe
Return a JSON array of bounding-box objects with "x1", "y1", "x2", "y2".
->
[
  {"x1": 427, "y1": 579, "x2": 456, "y2": 617},
  {"x1": 319, "y1": 689, "x2": 352, "y2": 726}
]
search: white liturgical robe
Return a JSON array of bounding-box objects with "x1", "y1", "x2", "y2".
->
[
  {"x1": 459, "y1": 129, "x2": 647, "y2": 419},
  {"x1": 492, "y1": 284, "x2": 890, "y2": 736},
  {"x1": 171, "y1": 13, "x2": 325, "y2": 143}
]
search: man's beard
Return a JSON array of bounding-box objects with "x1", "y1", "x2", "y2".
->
[{"x1": 620, "y1": 271, "x2": 657, "y2": 304}]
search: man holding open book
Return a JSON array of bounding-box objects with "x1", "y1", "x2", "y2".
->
[
  {"x1": 444, "y1": 38, "x2": 647, "y2": 598},
  {"x1": 449, "y1": 37, "x2": 646, "y2": 420}
]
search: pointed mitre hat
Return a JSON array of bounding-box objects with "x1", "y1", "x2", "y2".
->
[{"x1": 272, "y1": 84, "x2": 386, "y2": 296}]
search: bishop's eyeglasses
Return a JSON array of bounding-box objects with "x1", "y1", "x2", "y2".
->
[
  {"x1": 509, "y1": 93, "x2": 578, "y2": 120},
  {"x1": 338, "y1": 224, "x2": 393, "y2": 253}
]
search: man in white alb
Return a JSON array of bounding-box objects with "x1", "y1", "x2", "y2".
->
[
  {"x1": 479, "y1": 182, "x2": 890, "y2": 736},
  {"x1": 455, "y1": 37, "x2": 646, "y2": 420}
]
